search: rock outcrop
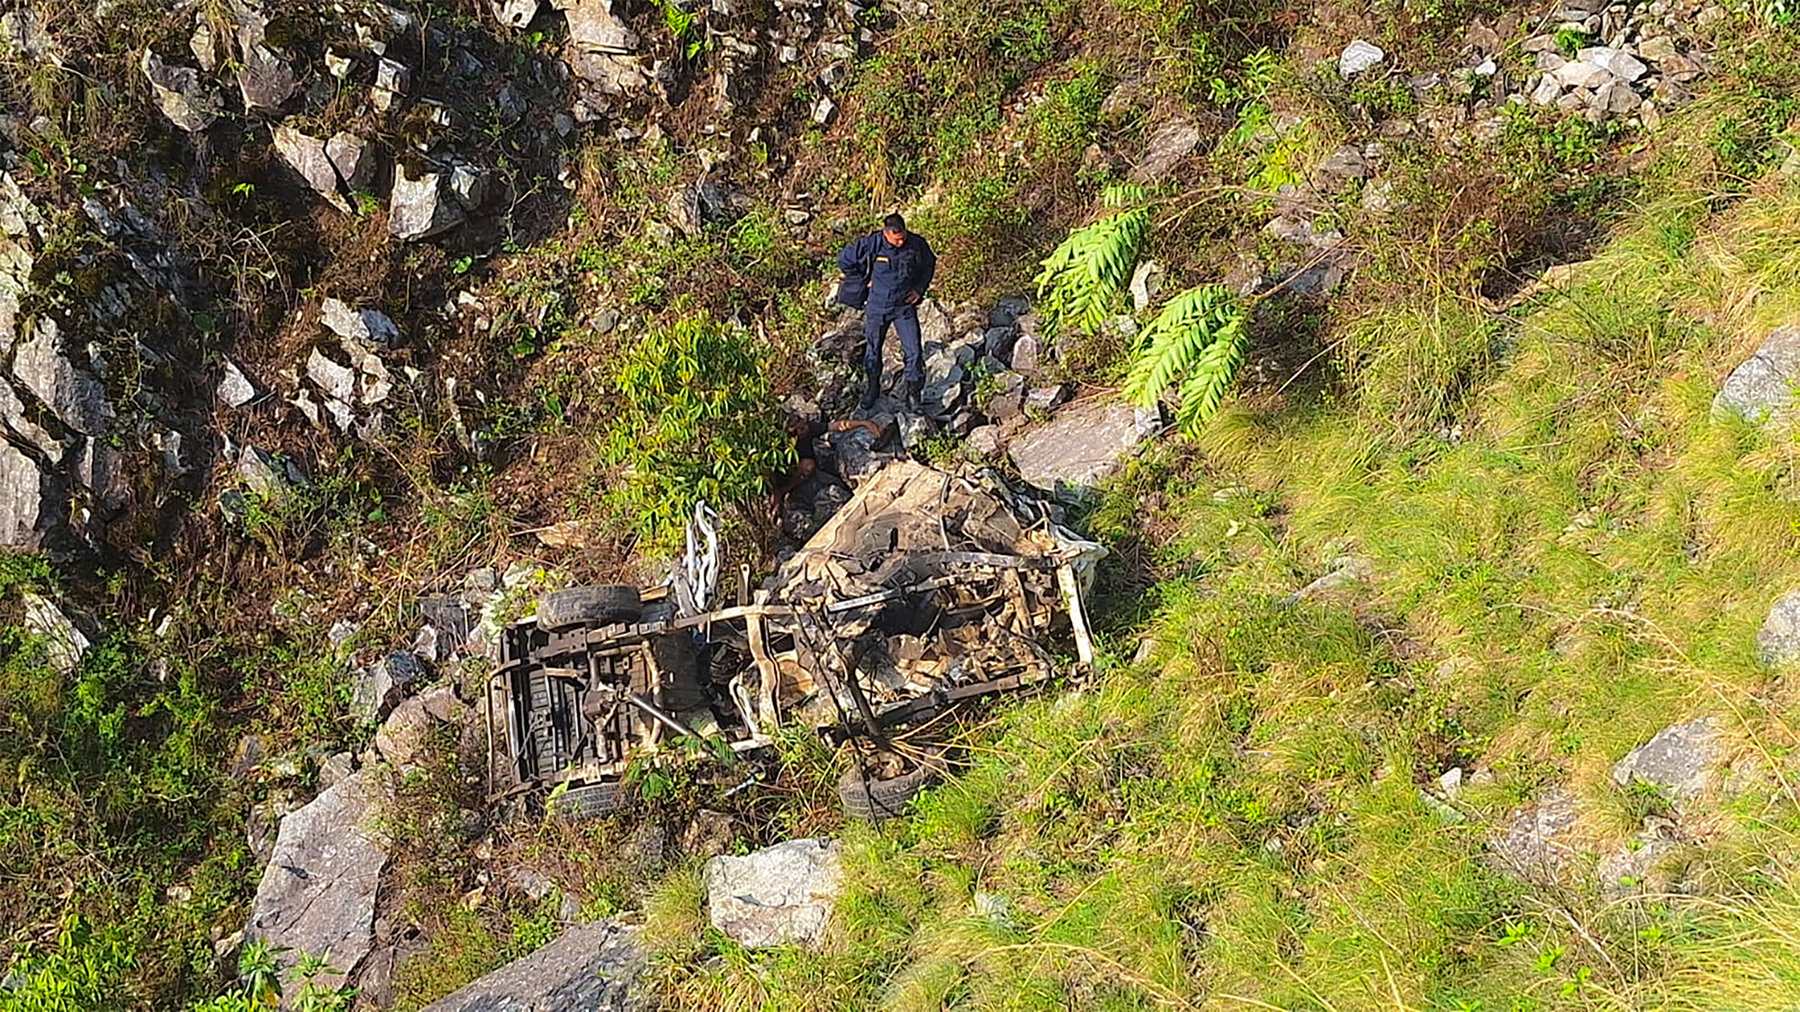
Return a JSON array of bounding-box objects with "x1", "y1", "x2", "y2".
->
[
  {"x1": 1714, "y1": 323, "x2": 1800, "y2": 427},
  {"x1": 705, "y1": 837, "x2": 843, "y2": 949},
  {"x1": 245, "y1": 772, "x2": 390, "y2": 988},
  {"x1": 418, "y1": 917, "x2": 650, "y2": 1011}
]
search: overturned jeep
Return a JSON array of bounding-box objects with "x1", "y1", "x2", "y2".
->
[{"x1": 487, "y1": 460, "x2": 1104, "y2": 818}]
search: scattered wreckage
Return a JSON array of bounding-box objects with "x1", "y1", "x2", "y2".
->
[{"x1": 486, "y1": 460, "x2": 1104, "y2": 819}]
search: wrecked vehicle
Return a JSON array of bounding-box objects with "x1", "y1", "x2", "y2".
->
[{"x1": 486, "y1": 460, "x2": 1104, "y2": 819}]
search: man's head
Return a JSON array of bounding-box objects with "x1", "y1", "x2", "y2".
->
[
  {"x1": 882, "y1": 213, "x2": 907, "y2": 247},
  {"x1": 784, "y1": 413, "x2": 810, "y2": 437}
]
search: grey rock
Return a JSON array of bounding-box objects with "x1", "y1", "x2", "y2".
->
[
  {"x1": 246, "y1": 772, "x2": 389, "y2": 990},
  {"x1": 1713, "y1": 323, "x2": 1800, "y2": 427},
  {"x1": 492, "y1": 0, "x2": 542, "y2": 27},
  {"x1": 375, "y1": 684, "x2": 469, "y2": 766},
  {"x1": 418, "y1": 918, "x2": 649, "y2": 1011},
  {"x1": 982, "y1": 326, "x2": 1017, "y2": 361},
  {"x1": 985, "y1": 371, "x2": 1026, "y2": 421},
  {"x1": 1338, "y1": 39, "x2": 1385, "y2": 78},
  {"x1": 14, "y1": 318, "x2": 109, "y2": 436},
  {"x1": 1579, "y1": 45, "x2": 1648, "y2": 82},
  {"x1": 22, "y1": 593, "x2": 88, "y2": 677},
  {"x1": 326, "y1": 133, "x2": 375, "y2": 190},
  {"x1": 1638, "y1": 36, "x2": 1680, "y2": 63},
  {"x1": 1025, "y1": 384, "x2": 1068, "y2": 413},
  {"x1": 1553, "y1": 60, "x2": 1612, "y2": 90},
  {"x1": 0, "y1": 374, "x2": 62, "y2": 458},
  {"x1": 705, "y1": 838, "x2": 843, "y2": 949},
  {"x1": 1280, "y1": 556, "x2": 1375, "y2": 605},
  {"x1": 1438, "y1": 767, "x2": 1464, "y2": 799},
  {"x1": 1760, "y1": 589, "x2": 1800, "y2": 667},
  {"x1": 448, "y1": 164, "x2": 488, "y2": 211},
  {"x1": 1128, "y1": 118, "x2": 1201, "y2": 184},
  {"x1": 351, "y1": 652, "x2": 426, "y2": 724},
  {"x1": 237, "y1": 31, "x2": 298, "y2": 112},
  {"x1": 78, "y1": 440, "x2": 126, "y2": 512},
  {"x1": 555, "y1": 0, "x2": 640, "y2": 52},
  {"x1": 1010, "y1": 399, "x2": 1159, "y2": 493},
  {"x1": 966, "y1": 425, "x2": 1001, "y2": 456},
  {"x1": 141, "y1": 50, "x2": 217, "y2": 133},
  {"x1": 273, "y1": 126, "x2": 348, "y2": 211},
  {"x1": 1531, "y1": 74, "x2": 1564, "y2": 105},
  {"x1": 0, "y1": 424, "x2": 42, "y2": 547},
  {"x1": 1009, "y1": 334, "x2": 1041, "y2": 376},
  {"x1": 389, "y1": 169, "x2": 463, "y2": 241},
  {"x1": 1490, "y1": 786, "x2": 1582, "y2": 883},
  {"x1": 318, "y1": 751, "x2": 356, "y2": 791},
  {"x1": 320, "y1": 298, "x2": 400, "y2": 350},
  {"x1": 237, "y1": 446, "x2": 298, "y2": 498},
  {"x1": 373, "y1": 58, "x2": 411, "y2": 111},
  {"x1": 1597, "y1": 79, "x2": 1641, "y2": 114},
  {"x1": 1611, "y1": 717, "x2": 1723, "y2": 806},
  {"x1": 219, "y1": 359, "x2": 258, "y2": 407},
  {"x1": 307, "y1": 348, "x2": 357, "y2": 404},
  {"x1": 1129, "y1": 260, "x2": 1164, "y2": 312},
  {"x1": 812, "y1": 95, "x2": 836, "y2": 125},
  {"x1": 915, "y1": 299, "x2": 955, "y2": 349},
  {"x1": 1597, "y1": 833, "x2": 1682, "y2": 900}
]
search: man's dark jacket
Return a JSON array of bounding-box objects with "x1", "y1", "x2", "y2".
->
[{"x1": 837, "y1": 231, "x2": 937, "y2": 313}]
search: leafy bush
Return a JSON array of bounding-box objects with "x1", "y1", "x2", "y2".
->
[{"x1": 599, "y1": 315, "x2": 792, "y2": 550}]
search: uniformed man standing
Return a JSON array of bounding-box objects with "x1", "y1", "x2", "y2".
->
[{"x1": 837, "y1": 214, "x2": 937, "y2": 412}]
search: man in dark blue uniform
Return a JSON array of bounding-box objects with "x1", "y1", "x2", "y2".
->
[{"x1": 837, "y1": 214, "x2": 937, "y2": 412}]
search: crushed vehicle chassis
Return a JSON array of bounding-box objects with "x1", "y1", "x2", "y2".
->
[{"x1": 486, "y1": 460, "x2": 1104, "y2": 812}]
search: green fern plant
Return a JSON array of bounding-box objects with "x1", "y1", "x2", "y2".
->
[
  {"x1": 1123, "y1": 285, "x2": 1248, "y2": 435},
  {"x1": 1033, "y1": 186, "x2": 1150, "y2": 338},
  {"x1": 1035, "y1": 181, "x2": 1253, "y2": 436}
]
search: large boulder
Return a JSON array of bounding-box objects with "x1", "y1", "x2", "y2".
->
[
  {"x1": 1760, "y1": 589, "x2": 1800, "y2": 667},
  {"x1": 389, "y1": 169, "x2": 464, "y2": 241},
  {"x1": 704, "y1": 838, "x2": 843, "y2": 949},
  {"x1": 1009, "y1": 399, "x2": 1161, "y2": 494},
  {"x1": 1612, "y1": 718, "x2": 1725, "y2": 809},
  {"x1": 1128, "y1": 118, "x2": 1201, "y2": 184},
  {"x1": 1489, "y1": 786, "x2": 1582, "y2": 884},
  {"x1": 1714, "y1": 323, "x2": 1800, "y2": 427},
  {"x1": 418, "y1": 917, "x2": 650, "y2": 1011},
  {"x1": 13, "y1": 317, "x2": 110, "y2": 436},
  {"x1": 245, "y1": 772, "x2": 389, "y2": 989},
  {"x1": 141, "y1": 50, "x2": 218, "y2": 132},
  {"x1": 0, "y1": 442, "x2": 47, "y2": 546}
]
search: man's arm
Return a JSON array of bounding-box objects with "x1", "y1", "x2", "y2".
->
[
  {"x1": 837, "y1": 234, "x2": 869, "y2": 277},
  {"x1": 828, "y1": 419, "x2": 882, "y2": 438},
  {"x1": 913, "y1": 236, "x2": 937, "y2": 300}
]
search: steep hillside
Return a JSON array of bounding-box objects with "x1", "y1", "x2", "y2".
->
[{"x1": 0, "y1": 0, "x2": 1798, "y2": 1009}]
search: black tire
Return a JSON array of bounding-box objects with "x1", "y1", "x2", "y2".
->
[
  {"x1": 838, "y1": 746, "x2": 949, "y2": 821},
  {"x1": 548, "y1": 780, "x2": 629, "y2": 821},
  {"x1": 651, "y1": 634, "x2": 708, "y2": 711},
  {"x1": 536, "y1": 585, "x2": 643, "y2": 631}
]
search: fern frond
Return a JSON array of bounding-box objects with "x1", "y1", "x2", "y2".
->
[
  {"x1": 1102, "y1": 183, "x2": 1151, "y2": 208},
  {"x1": 1123, "y1": 283, "x2": 1248, "y2": 436},
  {"x1": 1033, "y1": 207, "x2": 1149, "y2": 338},
  {"x1": 1173, "y1": 320, "x2": 1247, "y2": 434}
]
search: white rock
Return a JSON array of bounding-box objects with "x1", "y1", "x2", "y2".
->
[
  {"x1": 218, "y1": 359, "x2": 257, "y2": 407},
  {"x1": 307, "y1": 348, "x2": 357, "y2": 404},
  {"x1": 23, "y1": 593, "x2": 88, "y2": 676},
  {"x1": 705, "y1": 838, "x2": 843, "y2": 949},
  {"x1": 1578, "y1": 45, "x2": 1648, "y2": 82},
  {"x1": 1338, "y1": 39, "x2": 1385, "y2": 78}
]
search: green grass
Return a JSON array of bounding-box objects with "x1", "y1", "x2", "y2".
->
[{"x1": 641, "y1": 89, "x2": 1800, "y2": 1012}]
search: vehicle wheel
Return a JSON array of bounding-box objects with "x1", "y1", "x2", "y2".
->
[
  {"x1": 838, "y1": 746, "x2": 948, "y2": 821},
  {"x1": 548, "y1": 781, "x2": 629, "y2": 821},
  {"x1": 652, "y1": 634, "x2": 708, "y2": 711},
  {"x1": 536, "y1": 585, "x2": 643, "y2": 631}
]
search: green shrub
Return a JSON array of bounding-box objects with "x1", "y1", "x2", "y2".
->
[{"x1": 599, "y1": 315, "x2": 792, "y2": 550}]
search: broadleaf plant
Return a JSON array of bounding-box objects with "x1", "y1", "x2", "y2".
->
[
  {"x1": 601, "y1": 315, "x2": 792, "y2": 551},
  {"x1": 1032, "y1": 185, "x2": 1150, "y2": 339}
]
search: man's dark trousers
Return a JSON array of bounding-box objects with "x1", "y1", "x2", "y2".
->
[{"x1": 864, "y1": 303, "x2": 922, "y2": 397}]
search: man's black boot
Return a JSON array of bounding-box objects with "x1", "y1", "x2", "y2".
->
[
  {"x1": 860, "y1": 380, "x2": 880, "y2": 411},
  {"x1": 904, "y1": 378, "x2": 924, "y2": 414}
]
